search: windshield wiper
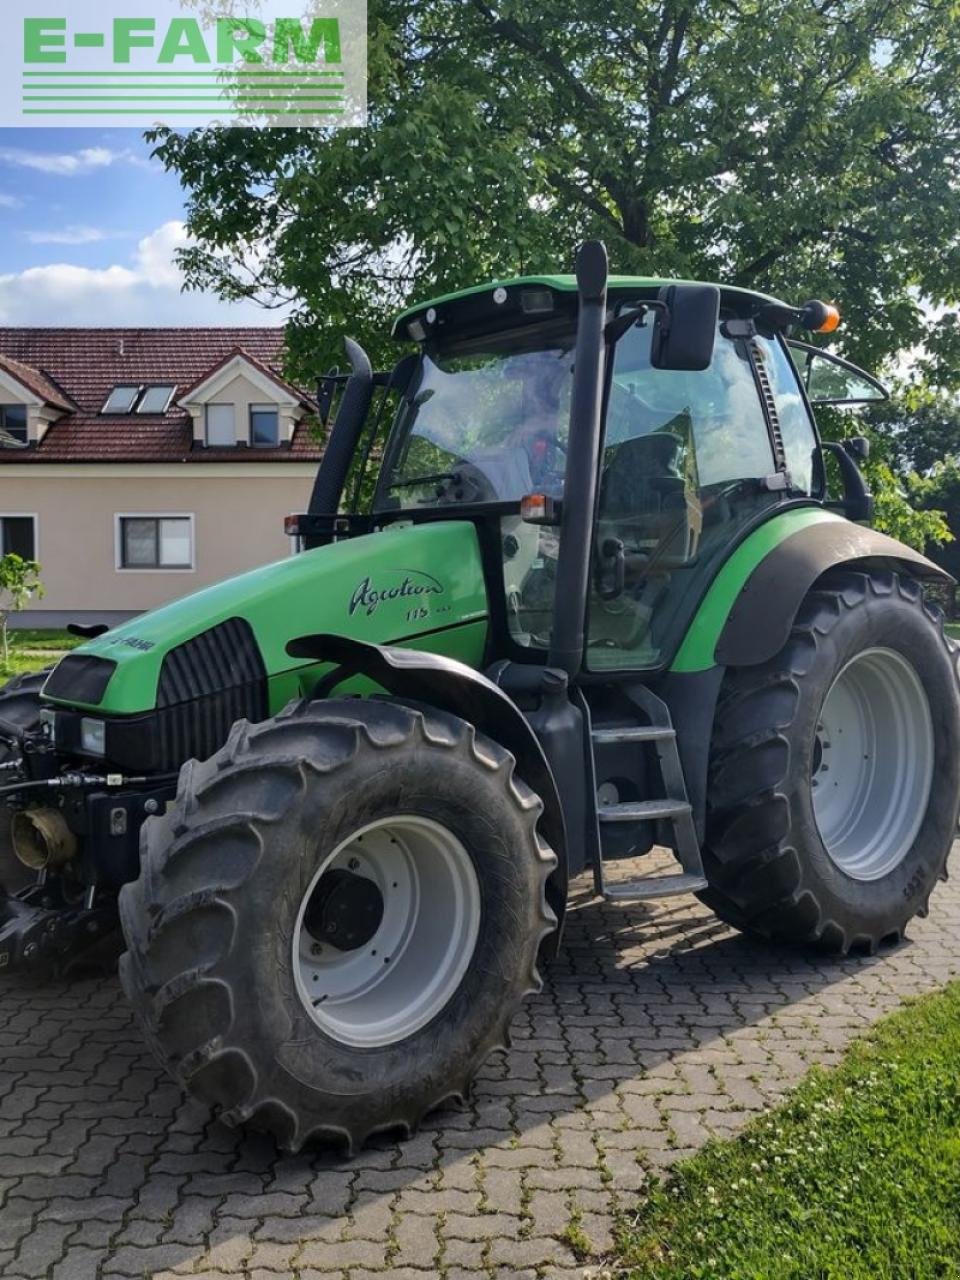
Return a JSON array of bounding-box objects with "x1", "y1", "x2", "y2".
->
[{"x1": 388, "y1": 470, "x2": 460, "y2": 490}]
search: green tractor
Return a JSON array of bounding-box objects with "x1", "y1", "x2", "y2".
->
[{"x1": 1, "y1": 242, "x2": 957, "y2": 1152}]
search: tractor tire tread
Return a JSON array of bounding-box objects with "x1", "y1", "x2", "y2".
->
[
  {"x1": 700, "y1": 568, "x2": 958, "y2": 954},
  {"x1": 119, "y1": 697, "x2": 555, "y2": 1153}
]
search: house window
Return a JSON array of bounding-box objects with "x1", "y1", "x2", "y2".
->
[
  {"x1": 0, "y1": 406, "x2": 28, "y2": 444},
  {"x1": 102, "y1": 386, "x2": 141, "y2": 414},
  {"x1": 136, "y1": 385, "x2": 175, "y2": 414},
  {"x1": 206, "y1": 403, "x2": 235, "y2": 446},
  {"x1": 0, "y1": 515, "x2": 36, "y2": 559},
  {"x1": 250, "y1": 404, "x2": 280, "y2": 447},
  {"x1": 118, "y1": 516, "x2": 193, "y2": 570}
]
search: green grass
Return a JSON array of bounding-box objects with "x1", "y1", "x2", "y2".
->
[
  {"x1": 614, "y1": 982, "x2": 960, "y2": 1280},
  {"x1": 945, "y1": 622, "x2": 960, "y2": 640},
  {"x1": 8, "y1": 628, "x2": 84, "y2": 652},
  {"x1": 0, "y1": 629, "x2": 81, "y2": 680}
]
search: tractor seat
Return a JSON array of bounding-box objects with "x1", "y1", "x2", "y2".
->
[
  {"x1": 597, "y1": 432, "x2": 701, "y2": 586},
  {"x1": 599, "y1": 433, "x2": 684, "y2": 519}
]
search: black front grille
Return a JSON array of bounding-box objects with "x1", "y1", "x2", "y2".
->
[{"x1": 153, "y1": 618, "x2": 268, "y2": 768}]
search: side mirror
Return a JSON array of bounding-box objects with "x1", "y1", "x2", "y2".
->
[
  {"x1": 843, "y1": 436, "x2": 870, "y2": 463},
  {"x1": 651, "y1": 284, "x2": 720, "y2": 372}
]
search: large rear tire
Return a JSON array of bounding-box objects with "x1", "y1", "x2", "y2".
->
[
  {"x1": 119, "y1": 698, "x2": 556, "y2": 1153},
  {"x1": 700, "y1": 570, "x2": 960, "y2": 952}
]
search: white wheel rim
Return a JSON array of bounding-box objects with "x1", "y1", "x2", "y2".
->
[
  {"x1": 292, "y1": 816, "x2": 481, "y2": 1048},
  {"x1": 812, "y1": 647, "x2": 934, "y2": 881}
]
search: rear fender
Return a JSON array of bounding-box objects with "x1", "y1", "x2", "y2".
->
[
  {"x1": 716, "y1": 521, "x2": 952, "y2": 668},
  {"x1": 287, "y1": 633, "x2": 568, "y2": 941}
]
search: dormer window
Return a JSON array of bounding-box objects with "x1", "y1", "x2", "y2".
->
[
  {"x1": 206, "y1": 403, "x2": 235, "y2": 446},
  {"x1": 250, "y1": 404, "x2": 280, "y2": 447},
  {"x1": 0, "y1": 405, "x2": 28, "y2": 444},
  {"x1": 102, "y1": 385, "x2": 140, "y2": 414}
]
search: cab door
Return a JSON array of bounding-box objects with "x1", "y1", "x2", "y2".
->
[{"x1": 586, "y1": 322, "x2": 820, "y2": 672}]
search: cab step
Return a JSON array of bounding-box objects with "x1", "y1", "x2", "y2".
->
[
  {"x1": 598, "y1": 799, "x2": 692, "y2": 822},
  {"x1": 602, "y1": 873, "x2": 708, "y2": 901},
  {"x1": 591, "y1": 725, "x2": 675, "y2": 745},
  {"x1": 587, "y1": 686, "x2": 706, "y2": 903}
]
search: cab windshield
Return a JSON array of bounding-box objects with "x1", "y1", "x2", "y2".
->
[{"x1": 376, "y1": 328, "x2": 575, "y2": 510}]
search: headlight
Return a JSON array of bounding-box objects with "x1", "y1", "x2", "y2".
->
[{"x1": 80, "y1": 717, "x2": 106, "y2": 757}]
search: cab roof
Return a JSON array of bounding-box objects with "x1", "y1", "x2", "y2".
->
[{"x1": 391, "y1": 273, "x2": 792, "y2": 342}]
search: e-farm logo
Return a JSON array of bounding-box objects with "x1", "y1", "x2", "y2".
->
[{"x1": 2, "y1": 0, "x2": 367, "y2": 128}]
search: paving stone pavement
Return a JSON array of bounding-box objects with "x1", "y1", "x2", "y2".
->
[{"x1": 2, "y1": 850, "x2": 960, "y2": 1280}]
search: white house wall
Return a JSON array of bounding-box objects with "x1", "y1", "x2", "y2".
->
[{"x1": 0, "y1": 464, "x2": 317, "y2": 625}]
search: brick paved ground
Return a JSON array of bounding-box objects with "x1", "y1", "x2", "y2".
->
[{"x1": 2, "y1": 852, "x2": 960, "y2": 1280}]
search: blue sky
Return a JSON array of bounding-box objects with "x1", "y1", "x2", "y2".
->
[{"x1": 0, "y1": 127, "x2": 279, "y2": 325}]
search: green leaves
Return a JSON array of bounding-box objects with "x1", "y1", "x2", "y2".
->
[
  {"x1": 151, "y1": 0, "x2": 960, "y2": 388},
  {"x1": 0, "y1": 554, "x2": 44, "y2": 668}
]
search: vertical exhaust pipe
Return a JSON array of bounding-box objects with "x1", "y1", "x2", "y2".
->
[
  {"x1": 305, "y1": 338, "x2": 375, "y2": 547},
  {"x1": 548, "y1": 240, "x2": 609, "y2": 677}
]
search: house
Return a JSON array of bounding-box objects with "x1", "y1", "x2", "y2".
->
[{"x1": 0, "y1": 328, "x2": 324, "y2": 627}]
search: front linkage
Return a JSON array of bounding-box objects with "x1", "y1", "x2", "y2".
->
[{"x1": 0, "y1": 715, "x2": 175, "y2": 972}]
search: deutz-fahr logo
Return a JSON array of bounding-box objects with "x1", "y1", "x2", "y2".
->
[{"x1": 349, "y1": 570, "x2": 444, "y2": 618}]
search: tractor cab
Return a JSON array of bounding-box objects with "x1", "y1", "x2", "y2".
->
[{"x1": 302, "y1": 268, "x2": 885, "y2": 676}]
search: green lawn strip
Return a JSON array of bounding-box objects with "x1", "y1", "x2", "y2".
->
[
  {"x1": 9, "y1": 629, "x2": 84, "y2": 651},
  {"x1": 0, "y1": 630, "x2": 84, "y2": 679},
  {"x1": 0, "y1": 652, "x2": 55, "y2": 679},
  {"x1": 614, "y1": 982, "x2": 960, "y2": 1280}
]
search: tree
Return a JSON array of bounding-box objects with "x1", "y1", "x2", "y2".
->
[
  {"x1": 859, "y1": 387, "x2": 960, "y2": 475},
  {"x1": 0, "y1": 555, "x2": 43, "y2": 669},
  {"x1": 815, "y1": 401, "x2": 952, "y2": 551},
  {"x1": 152, "y1": 0, "x2": 960, "y2": 380}
]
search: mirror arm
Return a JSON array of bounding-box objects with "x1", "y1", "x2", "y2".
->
[
  {"x1": 605, "y1": 300, "x2": 667, "y2": 343},
  {"x1": 821, "y1": 440, "x2": 874, "y2": 522}
]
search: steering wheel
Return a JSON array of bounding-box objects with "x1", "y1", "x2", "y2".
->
[{"x1": 433, "y1": 462, "x2": 499, "y2": 505}]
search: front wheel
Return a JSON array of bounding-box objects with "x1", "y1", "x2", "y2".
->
[
  {"x1": 701, "y1": 570, "x2": 960, "y2": 952},
  {"x1": 119, "y1": 698, "x2": 556, "y2": 1152}
]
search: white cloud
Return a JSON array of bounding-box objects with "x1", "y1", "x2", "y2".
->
[
  {"x1": 0, "y1": 146, "x2": 148, "y2": 177},
  {"x1": 24, "y1": 225, "x2": 112, "y2": 246},
  {"x1": 0, "y1": 221, "x2": 289, "y2": 326},
  {"x1": 0, "y1": 194, "x2": 20, "y2": 209}
]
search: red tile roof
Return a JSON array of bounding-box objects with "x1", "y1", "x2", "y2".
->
[
  {"x1": 0, "y1": 354, "x2": 76, "y2": 413},
  {"x1": 0, "y1": 328, "x2": 324, "y2": 464},
  {"x1": 177, "y1": 345, "x2": 310, "y2": 405}
]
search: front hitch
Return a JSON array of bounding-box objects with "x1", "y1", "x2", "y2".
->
[{"x1": 0, "y1": 883, "x2": 117, "y2": 974}]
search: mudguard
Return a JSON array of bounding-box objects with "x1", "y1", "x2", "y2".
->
[
  {"x1": 287, "y1": 633, "x2": 568, "y2": 938},
  {"x1": 716, "y1": 520, "x2": 951, "y2": 668}
]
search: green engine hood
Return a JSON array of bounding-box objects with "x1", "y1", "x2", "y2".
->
[{"x1": 44, "y1": 521, "x2": 489, "y2": 716}]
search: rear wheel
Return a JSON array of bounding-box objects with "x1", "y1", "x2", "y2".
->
[
  {"x1": 701, "y1": 570, "x2": 960, "y2": 952},
  {"x1": 119, "y1": 698, "x2": 556, "y2": 1152}
]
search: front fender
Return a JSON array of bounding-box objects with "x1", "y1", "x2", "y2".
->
[{"x1": 287, "y1": 633, "x2": 568, "y2": 942}]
